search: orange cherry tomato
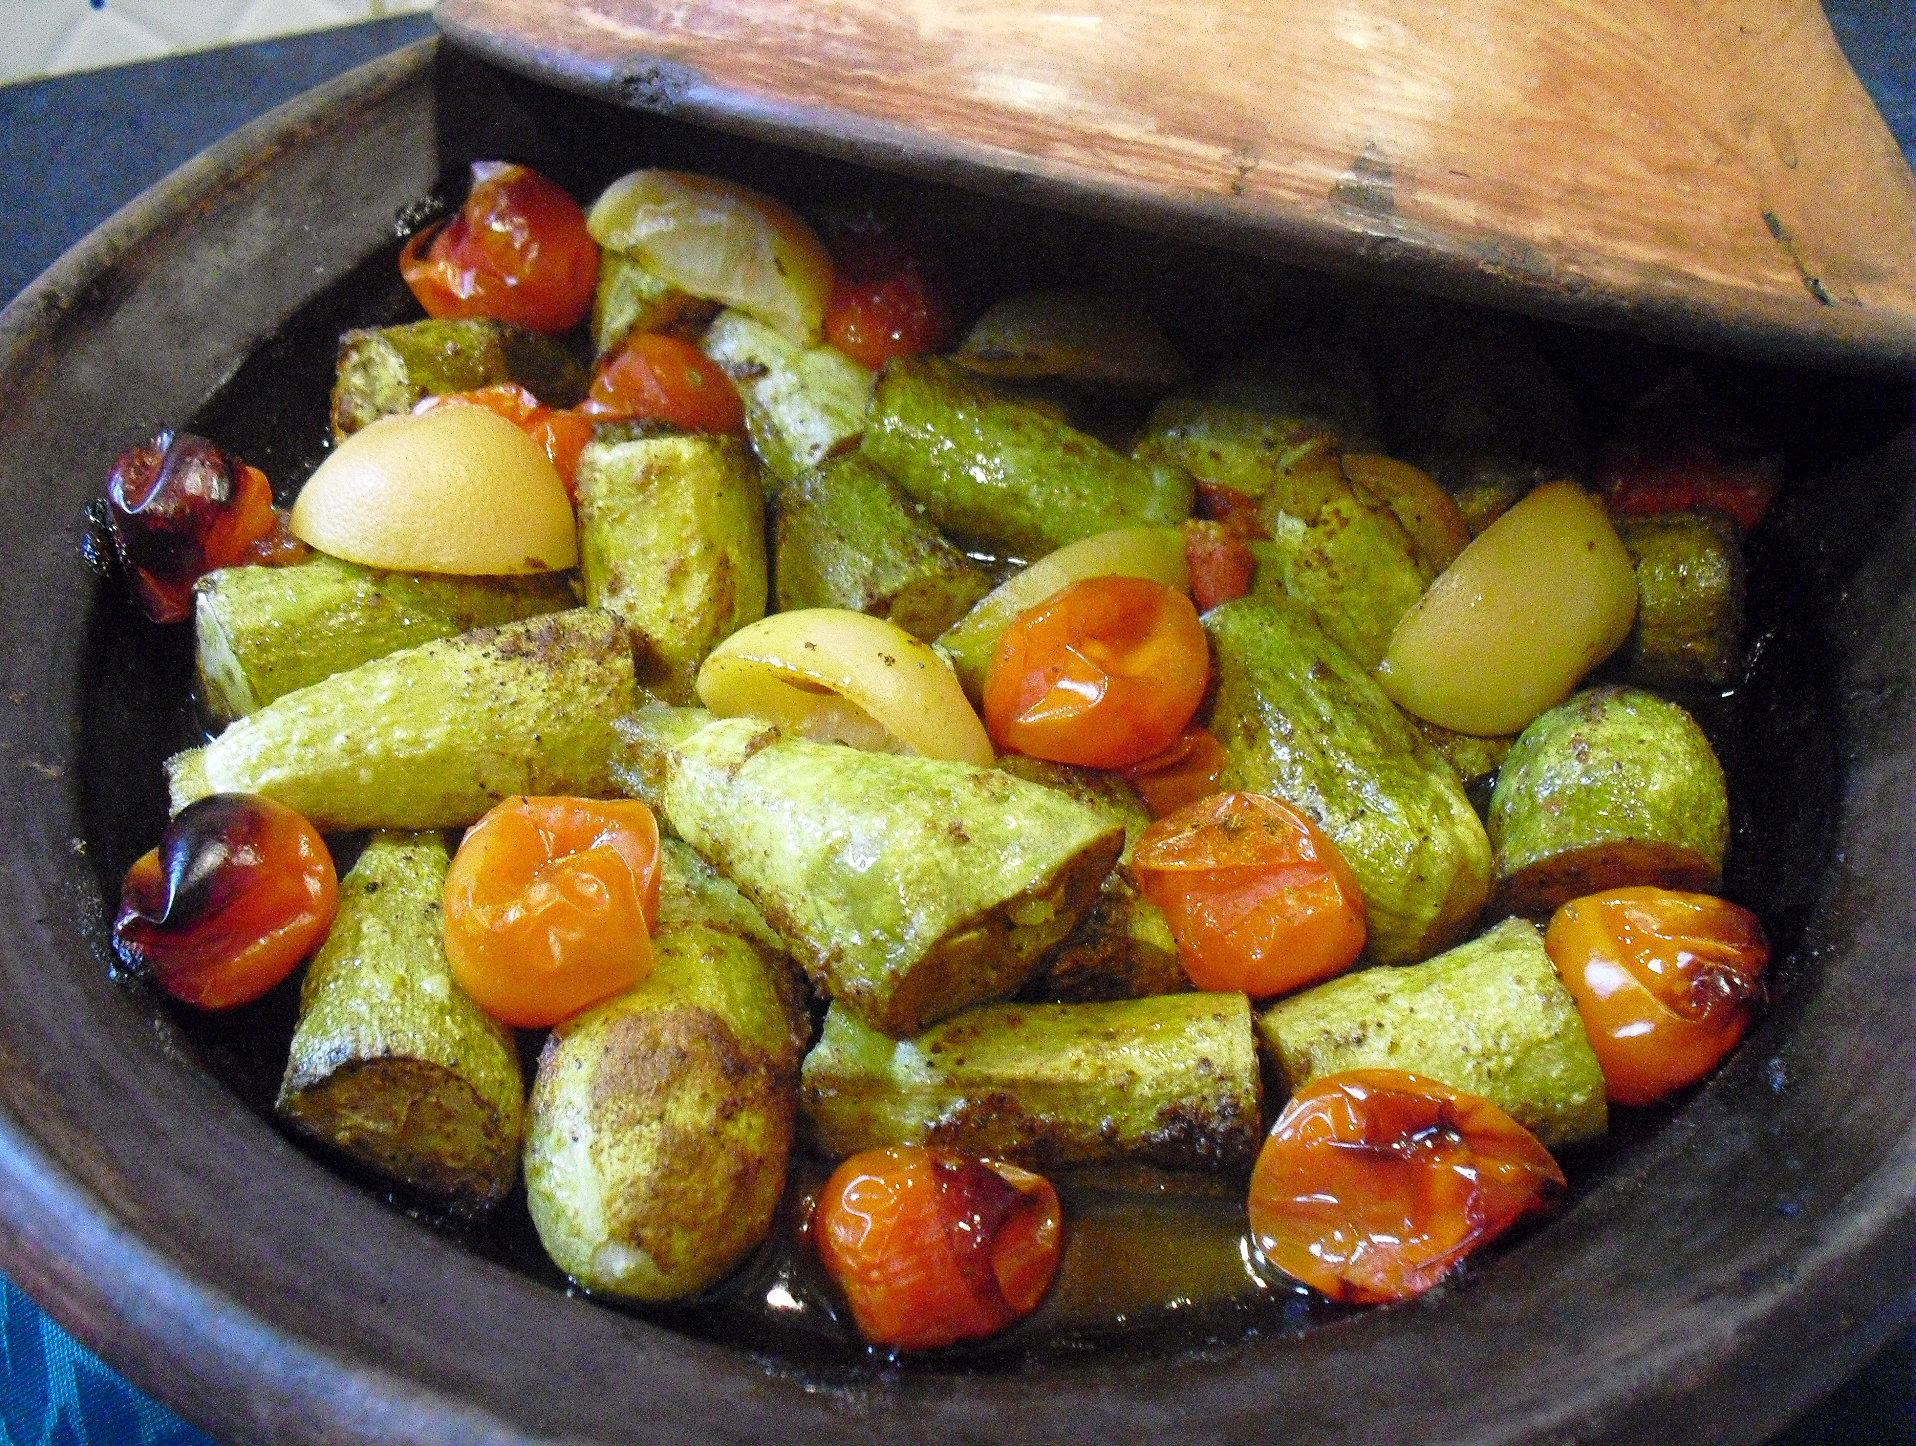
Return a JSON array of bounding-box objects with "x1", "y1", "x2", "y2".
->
[
  {"x1": 443, "y1": 796, "x2": 662, "y2": 1029},
  {"x1": 1544, "y1": 886, "x2": 1769, "y2": 1106},
  {"x1": 415, "y1": 384, "x2": 597, "y2": 500},
  {"x1": 1131, "y1": 791, "x2": 1366, "y2": 997},
  {"x1": 400, "y1": 161, "x2": 599, "y2": 333},
  {"x1": 582, "y1": 332, "x2": 746, "y2": 435},
  {"x1": 1248, "y1": 1069, "x2": 1565, "y2": 1304},
  {"x1": 821, "y1": 220, "x2": 956, "y2": 371},
  {"x1": 812, "y1": 1147, "x2": 1062, "y2": 1351},
  {"x1": 982, "y1": 574, "x2": 1208, "y2": 769},
  {"x1": 1179, "y1": 519, "x2": 1256, "y2": 611},
  {"x1": 1117, "y1": 727, "x2": 1229, "y2": 819},
  {"x1": 112, "y1": 795, "x2": 338, "y2": 1009}
]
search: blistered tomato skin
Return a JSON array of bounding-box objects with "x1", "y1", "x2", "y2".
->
[
  {"x1": 112, "y1": 794, "x2": 338, "y2": 1009},
  {"x1": 1118, "y1": 727, "x2": 1229, "y2": 819},
  {"x1": 813, "y1": 1147, "x2": 1062, "y2": 1351},
  {"x1": 822, "y1": 221, "x2": 956, "y2": 371},
  {"x1": 582, "y1": 333, "x2": 746, "y2": 435},
  {"x1": 443, "y1": 796, "x2": 663, "y2": 1029},
  {"x1": 1545, "y1": 886, "x2": 1769, "y2": 1106},
  {"x1": 102, "y1": 432, "x2": 280, "y2": 623},
  {"x1": 1247, "y1": 1069, "x2": 1565, "y2": 1305}
]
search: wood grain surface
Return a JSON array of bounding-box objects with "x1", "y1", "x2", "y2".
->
[{"x1": 436, "y1": 0, "x2": 1916, "y2": 363}]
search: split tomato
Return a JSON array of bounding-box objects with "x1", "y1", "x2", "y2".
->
[
  {"x1": 1117, "y1": 727, "x2": 1229, "y2": 819},
  {"x1": 1248, "y1": 1070, "x2": 1565, "y2": 1304},
  {"x1": 583, "y1": 332, "x2": 746, "y2": 435},
  {"x1": 1131, "y1": 791, "x2": 1365, "y2": 997},
  {"x1": 1545, "y1": 886, "x2": 1769, "y2": 1105},
  {"x1": 401, "y1": 161, "x2": 599, "y2": 333},
  {"x1": 112, "y1": 794, "x2": 338, "y2": 1009},
  {"x1": 443, "y1": 796, "x2": 662, "y2": 1029},
  {"x1": 821, "y1": 220, "x2": 956, "y2": 370},
  {"x1": 414, "y1": 384, "x2": 596, "y2": 500},
  {"x1": 982, "y1": 574, "x2": 1208, "y2": 770},
  {"x1": 812, "y1": 1146, "x2": 1062, "y2": 1351}
]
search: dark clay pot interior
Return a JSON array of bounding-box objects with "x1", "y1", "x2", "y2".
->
[{"x1": 0, "y1": 38, "x2": 1908, "y2": 1446}]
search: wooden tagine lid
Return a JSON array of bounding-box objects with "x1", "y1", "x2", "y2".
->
[{"x1": 437, "y1": 0, "x2": 1916, "y2": 366}]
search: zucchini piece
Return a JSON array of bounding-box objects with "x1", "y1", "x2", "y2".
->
[
  {"x1": 167, "y1": 608, "x2": 636, "y2": 829},
  {"x1": 1411, "y1": 717, "x2": 1515, "y2": 791},
  {"x1": 775, "y1": 453, "x2": 994, "y2": 642},
  {"x1": 951, "y1": 287, "x2": 1191, "y2": 395},
  {"x1": 660, "y1": 716, "x2": 1125, "y2": 1036},
  {"x1": 608, "y1": 703, "x2": 712, "y2": 814},
  {"x1": 276, "y1": 831, "x2": 525, "y2": 1209},
  {"x1": 194, "y1": 555, "x2": 575, "y2": 722},
  {"x1": 700, "y1": 308, "x2": 874, "y2": 486},
  {"x1": 575, "y1": 430, "x2": 768, "y2": 703},
  {"x1": 1489, "y1": 686, "x2": 1729, "y2": 915},
  {"x1": 1205, "y1": 593, "x2": 1493, "y2": 965},
  {"x1": 329, "y1": 318, "x2": 586, "y2": 441},
  {"x1": 1134, "y1": 399, "x2": 1341, "y2": 507},
  {"x1": 524, "y1": 838, "x2": 810, "y2": 1301},
  {"x1": 1617, "y1": 510, "x2": 1747, "y2": 688},
  {"x1": 1257, "y1": 917, "x2": 1605, "y2": 1148},
  {"x1": 861, "y1": 355, "x2": 1193, "y2": 559},
  {"x1": 800, "y1": 992, "x2": 1261, "y2": 1173},
  {"x1": 591, "y1": 249, "x2": 719, "y2": 357},
  {"x1": 1202, "y1": 333, "x2": 1381, "y2": 449}
]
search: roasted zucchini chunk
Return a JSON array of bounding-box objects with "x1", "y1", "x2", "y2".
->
[
  {"x1": 700, "y1": 308, "x2": 875, "y2": 487},
  {"x1": 951, "y1": 287, "x2": 1191, "y2": 395},
  {"x1": 575, "y1": 429, "x2": 768, "y2": 703},
  {"x1": 1257, "y1": 916, "x2": 1607, "y2": 1149},
  {"x1": 524, "y1": 839, "x2": 810, "y2": 1301},
  {"x1": 329, "y1": 318, "x2": 586, "y2": 441},
  {"x1": 1489, "y1": 686, "x2": 1730, "y2": 915},
  {"x1": 194, "y1": 555, "x2": 575, "y2": 722},
  {"x1": 1205, "y1": 592, "x2": 1493, "y2": 965},
  {"x1": 800, "y1": 992, "x2": 1261, "y2": 1173},
  {"x1": 591, "y1": 249, "x2": 719, "y2": 357},
  {"x1": 167, "y1": 608, "x2": 636, "y2": 829},
  {"x1": 658, "y1": 716, "x2": 1125, "y2": 1036},
  {"x1": 277, "y1": 831, "x2": 525, "y2": 1209},
  {"x1": 861, "y1": 355, "x2": 1193, "y2": 559},
  {"x1": 1616, "y1": 510, "x2": 1747, "y2": 688}
]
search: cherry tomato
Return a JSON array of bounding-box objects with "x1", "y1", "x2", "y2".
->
[
  {"x1": 812, "y1": 1147, "x2": 1062, "y2": 1351},
  {"x1": 1117, "y1": 727, "x2": 1229, "y2": 819},
  {"x1": 821, "y1": 219, "x2": 956, "y2": 370},
  {"x1": 443, "y1": 796, "x2": 662, "y2": 1028},
  {"x1": 1131, "y1": 791, "x2": 1365, "y2": 997},
  {"x1": 100, "y1": 432, "x2": 281, "y2": 623},
  {"x1": 1544, "y1": 886, "x2": 1769, "y2": 1106},
  {"x1": 415, "y1": 384, "x2": 597, "y2": 500},
  {"x1": 1248, "y1": 1069, "x2": 1565, "y2": 1304},
  {"x1": 582, "y1": 332, "x2": 746, "y2": 435},
  {"x1": 1193, "y1": 481, "x2": 1269, "y2": 540},
  {"x1": 400, "y1": 162, "x2": 599, "y2": 333},
  {"x1": 1597, "y1": 369, "x2": 1778, "y2": 531},
  {"x1": 113, "y1": 794, "x2": 338, "y2": 1009},
  {"x1": 982, "y1": 574, "x2": 1208, "y2": 769},
  {"x1": 1179, "y1": 519, "x2": 1256, "y2": 611}
]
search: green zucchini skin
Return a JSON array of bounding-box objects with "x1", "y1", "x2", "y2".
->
[
  {"x1": 329, "y1": 319, "x2": 586, "y2": 441},
  {"x1": 1617, "y1": 511, "x2": 1747, "y2": 688},
  {"x1": 800, "y1": 992, "x2": 1262, "y2": 1173},
  {"x1": 1205, "y1": 593, "x2": 1493, "y2": 965},
  {"x1": 575, "y1": 431, "x2": 768, "y2": 703},
  {"x1": 1134, "y1": 399, "x2": 1339, "y2": 504},
  {"x1": 167, "y1": 608, "x2": 637, "y2": 829},
  {"x1": 660, "y1": 717, "x2": 1125, "y2": 1037},
  {"x1": 524, "y1": 839, "x2": 811, "y2": 1301},
  {"x1": 1411, "y1": 717, "x2": 1515, "y2": 791},
  {"x1": 1256, "y1": 917, "x2": 1607, "y2": 1149},
  {"x1": 277, "y1": 832, "x2": 525, "y2": 1209},
  {"x1": 194, "y1": 556, "x2": 576, "y2": 722},
  {"x1": 700, "y1": 308, "x2": 874, "y2": 487},
  {"x1": 861, "y1": 355, "x2": 1193, "y2": 560},
  {"x1": 591, "y1": 250, "x2": 718, "y2": 357},
  {"x1": 1488, "y1": 686, "x2": 1729, "y2": 915},
  {"x1": 608, "y1": 704, "x2": 713, "y2": 815},
  {"x1": 774, "y1": 453, "x2": 994, "y2": 642}
]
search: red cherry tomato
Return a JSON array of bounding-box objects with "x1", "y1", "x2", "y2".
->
[
  {"x1": 1179, "y1": 519, "x2": 1257, "y2": 611},
  {"x1": 400, "y1": 162, "x2": 599, "y2": 334},
  {"x1": 443, "y1": 796, "x2": 662, "y2": 1029},
  {"x1": 1131, "y1": 791, "x2": 1366, "y2": 997},
  {"x1": 582, "y1": 333, "x2": 746, "y2": 436},
  {"x1": 1193, "y1": 481, "x2": 1269, "y2": 540},
  {"x1": 812, "y1": 1147, "x2": 1062, "y2": 1351},
  {"x1": 1544, "y1": 886, "x2": 1769, "y2": 1106},
  {"x1": 415, "y1": 384, "x2": 597, "y2": 501},
  {"x1": 1248, "y1": 1070, "x2": 1565, "y2": 1304},
  {"x1": 822, "y1": 221, "x2": 956, "y2": 370},
  {"x1": 101, "y1": 433, "x2": 281, "y2": 623},
  {"x1": 1597, "y1": 369, "x2": 1779, "y2": 531},
  {"x1": 113, "y1": 795, "x2": 338, "y2": 1009},
  {"x1": 982, "y1": 574, "x2": 1208, "y2": 769},
  {"x1": 1117, "y1": 727, "x2": 1229, "y2": 819}
]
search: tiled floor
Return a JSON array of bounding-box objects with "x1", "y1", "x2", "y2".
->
[{"x1": 0, "y1": 0, "x2": 434, "y2": 83}]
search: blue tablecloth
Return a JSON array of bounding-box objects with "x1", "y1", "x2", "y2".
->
[{"x1": 0, "y1": 10, "x2": 1908, "y2": 1445}]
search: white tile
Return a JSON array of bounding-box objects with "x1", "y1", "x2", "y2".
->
[
  {"x1": 108, "y1": 0, "x2": 256, "y2": 50},
  {"x1": 0, "y1": 3, "x2": 89, "y2": 84},
  {"x1": 225, "y1": 0, "x2": 356, "y2": 43},
  {"x1": 45, "y1": 9, "x2": 172, "y2": 76}
]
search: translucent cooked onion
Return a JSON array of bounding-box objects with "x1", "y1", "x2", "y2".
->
[{"x1": 697, "y1": 609, "x2": 993, "y2": 765}]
